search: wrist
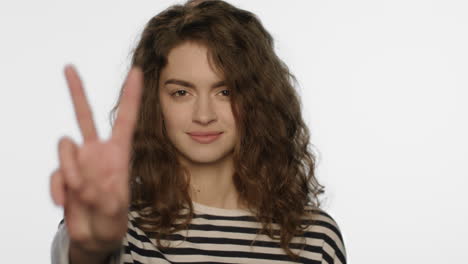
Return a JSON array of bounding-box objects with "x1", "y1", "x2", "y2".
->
[{"x1": 69, "y1": 241, "x2": 112, "y2": 264}]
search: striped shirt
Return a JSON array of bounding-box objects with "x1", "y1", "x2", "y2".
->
[{"x1": 51, "y1": 202, "x2": 346, "y2": 264}]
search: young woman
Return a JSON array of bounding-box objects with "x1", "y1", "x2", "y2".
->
[{"x1": 50, "y1": 0, "x2": 347, "y2": 263}]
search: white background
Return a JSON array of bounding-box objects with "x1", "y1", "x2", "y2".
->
[{"x1": 0, "y1": 0, "x2": 467, "y2": 263}]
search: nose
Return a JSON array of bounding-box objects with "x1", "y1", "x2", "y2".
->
[{"x1": 192, "y1": 94, "x2": 217, "y2": 125}]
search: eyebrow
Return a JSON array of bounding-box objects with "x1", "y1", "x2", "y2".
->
[{"x1": 164, "y1": 79, "x2": 226, "y2": 89}]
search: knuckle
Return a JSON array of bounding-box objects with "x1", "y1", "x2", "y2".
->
[
  {"x1": 80, "y1": 186, "x2": 96, "y2": 203},
  {"x1": 62, "y1": 165, "x2": 73, "y2": 176},
  {"x1": 58, "y1": 136, "x2": 77, "y2": 154},
  {"x1": 57, "y1": 164, "x2": 70, "y2": 179},
  {"x1": 70, "y1": 230, "x2": 89, "y2": 244},
  {"x1": 50, "y1": 169, "x2": 61, "y2": 187},
  {"x1": 51, "y1": 170, "x2": 65, "y2": 189},
  {"x1": 102, "y1": 199, "x2": 118, "y2": 216}
]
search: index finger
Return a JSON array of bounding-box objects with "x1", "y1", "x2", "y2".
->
[
  {"x1": 111, "y1": 67, "x2": 143, "y2": 151},
  {"x1": 64, "y1": 65, "x2": 99, "y2": 142}
]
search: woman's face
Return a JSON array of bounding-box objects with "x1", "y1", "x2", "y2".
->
[{"x1": 158, "y1": 41, "x2": 237, "y2": 166}]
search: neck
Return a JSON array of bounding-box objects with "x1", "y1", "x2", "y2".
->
[{"x1": 180, "y1": 153, "x2": 244, "y2": 210}]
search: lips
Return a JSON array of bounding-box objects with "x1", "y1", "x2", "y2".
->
[
  {"x1": 187, "y1": 132, "x2": 223, "y2": 136},
  {"x1": 188, "y1": 132, "x2": 223, "y2": 144}
]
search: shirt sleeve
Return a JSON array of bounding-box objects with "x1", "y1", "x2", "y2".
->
[
  {"x1": 51, "y1": 220, "x2": 124, "y2": 264},
  {"x1": 51, "y1": 220, "x2": 70, "y2": 264},
  {"x1": 319, "y1": 211, "x2": 347, "y2": 264}
]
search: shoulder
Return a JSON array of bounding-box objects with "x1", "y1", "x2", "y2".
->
[{"x1": 302, "y1": 206, "x2": 347, "y2": 264}]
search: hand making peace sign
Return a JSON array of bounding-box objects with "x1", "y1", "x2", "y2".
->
[{"x1": 50, "y1": 65, "x2": 143, "y2": 257}]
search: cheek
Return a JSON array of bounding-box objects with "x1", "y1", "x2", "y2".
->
[
  {"x1": 164, "y1": 112, "x2": 181, "y2": 129},
  {"x1": 163, "y1": 106, "x2": 189, "y2": 130},
  {"x1": 221, "y1": 108, "x2": 236, "y2": 127}
]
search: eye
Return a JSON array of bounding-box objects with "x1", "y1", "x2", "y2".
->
[
  {"x1": 220, "y1": 89, "x2": 231, "y2": 96},
  {"x1": 171, "y1": 90, "x2": 231, "y2": 97},
  {"x1": 171, "y1": 90, "x2": 188, "y2": 97}
]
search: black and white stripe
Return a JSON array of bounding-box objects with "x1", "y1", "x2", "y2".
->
[{"x1": 117, "y1": 204, "x2": 346, "y2": 264}]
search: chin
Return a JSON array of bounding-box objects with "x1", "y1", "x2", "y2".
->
[{"x1": 179, "y1": 147, "x2": 234, "y2": 165}]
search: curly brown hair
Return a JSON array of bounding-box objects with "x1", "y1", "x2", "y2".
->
[{"x1": 108, "y1": 0, "x2": 325, "y2": 260}]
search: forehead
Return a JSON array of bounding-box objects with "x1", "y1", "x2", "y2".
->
[{"x1": 160, "y1": 41, "x2": 224, "y2": 82}]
